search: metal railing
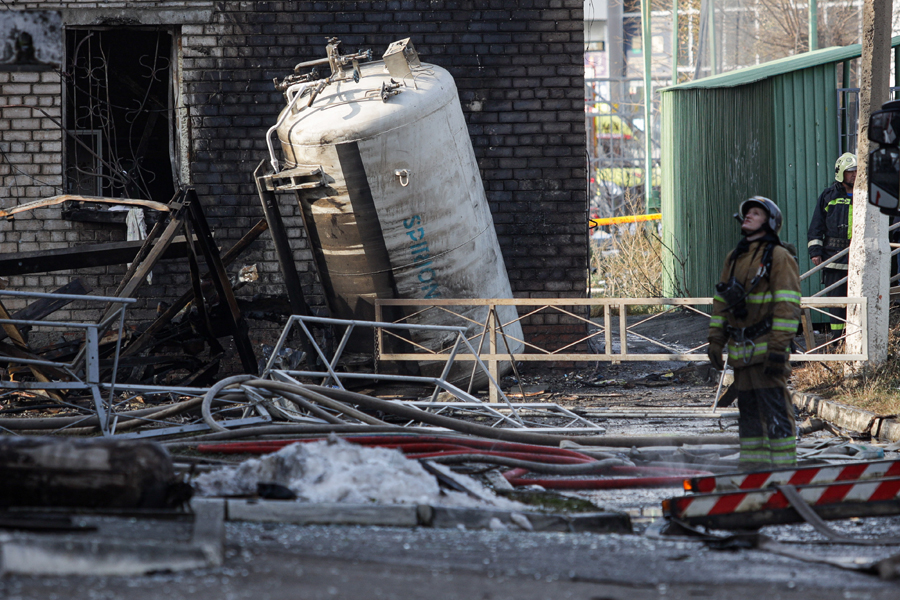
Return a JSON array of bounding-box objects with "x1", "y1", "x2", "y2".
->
[
  {"x1": 800, "y1": 221, "x2": 900, "y2": 295},
  {"x1": 0, "y1": 290, "x2": 252, "y2": 438},
  {"x1": 374, "y1": 297, "x2": 867, "y2": 400},
  {"x1": 0, "y1": 290, "x2": 135, "y2": 436}
]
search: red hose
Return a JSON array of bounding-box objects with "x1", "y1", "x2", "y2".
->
[
  {"x1": 197, "y1": 435, "x2": 602, "y2": 461},
  {"x1": 505, "y1": 475, "x2": 703, "y2": 489},
  {"x1": 197, "y1": 441, "x2": 310, "y2": 454},
  {"x1": 339, "y1": 435, "x2": 601, "y2": 458},
  {"x1": 195, "y1": 434, "x2": 709, "y2": 488},
  {"x1": 405, "y1": 450, "x2": 593, "y2": 464},
  {"x1": 198, "y1": 440, "x2": 481, "y2": 455},
  {"x1": 502, "y1": 466, "x2": 713, "y2": 489},
  {"x1": 372, "y1": 443, "x2": 478, "y2": 454},
  {"x1": 607, "y1": 465, "x2": 710, "y2": 476}
]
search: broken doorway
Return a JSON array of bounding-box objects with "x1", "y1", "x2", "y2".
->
[{"x1": 64, "y1": 28, "x2": 177, "y2": 202}]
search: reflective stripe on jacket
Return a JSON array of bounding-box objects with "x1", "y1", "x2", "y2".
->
[
  {"x1": 708, "y1": 241, "x2": 801, "y2": 368},
  {"x1": 807, "y1": 181, "x2": 851, "y2": 269}
]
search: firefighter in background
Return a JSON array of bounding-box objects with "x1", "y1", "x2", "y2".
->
[
  {"x1": 708, "y1": 197, "x2": 801, "y2": 469},
  {"x1": 807, "y1": 152, "x2": 856, "y2": 341}
]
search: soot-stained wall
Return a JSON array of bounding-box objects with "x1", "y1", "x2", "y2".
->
[{"x1": 1, "y1": 0, "x2": 586, "y2": 351}]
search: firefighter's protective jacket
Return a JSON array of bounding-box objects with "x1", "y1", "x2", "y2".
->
[
  {"x1": 708, "y1": 239, "x2": 801, "y2": 367},
  {"x1": 807, "y1": 181, "x2": 851, "y2": 270}
]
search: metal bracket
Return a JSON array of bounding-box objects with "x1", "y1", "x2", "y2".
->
[
  {"x1": 266, "y1": 165, "x2": 327, "y2": 191},
  {"x1": 383, "y1": 37, "x2": 421, "y2": 79}
]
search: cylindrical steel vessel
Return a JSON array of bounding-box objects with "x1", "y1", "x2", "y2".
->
[{"x1": 274, "y1": 60, "x2": 523, "y2": 384}]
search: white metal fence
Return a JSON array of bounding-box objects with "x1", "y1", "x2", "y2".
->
[{"x1": 374, "y1": 297, "x2": 866, "y2": 402}]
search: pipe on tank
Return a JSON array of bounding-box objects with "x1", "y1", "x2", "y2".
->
[{"x1": 266, "y1": 83, "x2": 309, "y2": 172}]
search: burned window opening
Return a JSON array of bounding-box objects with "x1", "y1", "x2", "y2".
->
[{"x1": 64, "y1": 28, "x2": 175, "y2": 203}]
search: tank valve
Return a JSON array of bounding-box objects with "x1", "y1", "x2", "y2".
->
[
  {"x1": 381, "y1": 80, "x2": 402, "y2": 102},
  {"x1": 394, "y1": 169, "x2": 410, "y2": 187}
]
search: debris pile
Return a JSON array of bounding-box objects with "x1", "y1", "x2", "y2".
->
[
  {"x1": 194, "y1": 436, "x2": 524, "y2": 509},
  {"x1": 0, "y1": 188, "x2": 268, "y2": 401}
]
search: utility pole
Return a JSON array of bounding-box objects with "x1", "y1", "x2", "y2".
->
[
  {"x1": 708, "y1": 0, "x2": 717, "y2": 75},
  {"x1": 641, "y1": 0, "x2": 653, "y2": 212},
  {"x1": 808, "y1": 0, "x2": 818, "y2": 51},
  {"x1": 672, "y1": 0, "x2": 679, "y2": 86},
  {"x1": 847, "y1": 0, "x2": 893, "y2": 365},
  {"x1": 608, "y1": 0, "x2": 625, "y2": 104},
  {"x1": 694, "y1": 0, "x2": 708, "y2": 80}
]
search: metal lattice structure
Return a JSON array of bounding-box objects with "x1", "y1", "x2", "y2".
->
[
  {"x1": 374, "y1": 296, "x2": 867, "y2": 403},
  {"x1": 262, "y1": 315, "x2": 604, "y2": 432}
]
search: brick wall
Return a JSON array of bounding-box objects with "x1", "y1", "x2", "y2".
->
[
  {"x1": 0, "y1": 69, "x2": 66, "y2": 313},
  {"x1": 0, "y1": 1, "x2": 587, "y2": 355}
]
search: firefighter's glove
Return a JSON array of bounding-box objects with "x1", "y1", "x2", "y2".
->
[
  {"x1": 763, "y1": 351, "x2": 788, "y2": 376},
  {"x1": 707, "y1": 343, "x2": 725, "y2": 371}
]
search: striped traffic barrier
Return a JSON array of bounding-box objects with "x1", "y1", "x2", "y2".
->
[
  {"x1": 664, "y1": 476, "x2": 900, "y2": 529},
  {"x1": 685, "y1": 459, "x2": 900, "y2": 494}
]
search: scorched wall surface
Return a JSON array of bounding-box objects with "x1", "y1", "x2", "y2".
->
[{"x1": 0, "y1": 1, "x2": 587, "y2": 350}]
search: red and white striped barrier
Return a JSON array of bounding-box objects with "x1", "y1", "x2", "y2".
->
[
  {"x1": 685, "y1": 459, "x2": 900, "y2": 494},
  {"x1": 664, "y1": 476, "x2": 900, "y2": 527}
]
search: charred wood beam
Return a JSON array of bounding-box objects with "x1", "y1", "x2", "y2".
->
[
  {"x1": 60, "y1": 207, "x2": 128, "y2": 224},
  {"x1": 0, "y1": 195, "x2": 169, "y2": 220},
  {"x1": 0, "y1": 238, "x2": 191, "y2": 277},
  {"x1": 106, "y1": 191, "x2": 189, "y2": 307},
  {"x1": 121, "y1": 219, "x2": 268, "y2": 359},
  {"x1": 184, "y1": 188, "x2": 257, "y2": 375},
  {"x1": 27, "y1": 340, "x2": 81, "y2": 364},
  {"x1": 177, "y1": 355, "x2": 222, "y2": 388},
  {"x1": 180, "y1": 217, "x2": 225, "y2": 358},
  {"x1": 70, "y1": 192, "x2": 191, "y2": 374},
  {"x1": 0, "y1": 299, "x2": 66, "y2": 399},
  {"x1": 0, "y1": 279, "x2": 91, "y2": 343},
  {"x1": 0, "y1": 341, "x2": 71, "y2": 382},
  {"x1": 112, "y1": 189, "x2": 185, "y2": 299}
]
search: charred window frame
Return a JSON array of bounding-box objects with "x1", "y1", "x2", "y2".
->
[{"x1": 63, "y1": 27, "x2": 180, "y2": 203}]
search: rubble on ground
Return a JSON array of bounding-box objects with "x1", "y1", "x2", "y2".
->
[{"x1": 193, "y1": 437, "x2": 526, "y2": 509}]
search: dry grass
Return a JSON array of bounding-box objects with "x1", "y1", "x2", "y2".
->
[
  {"x1": 589, "y1": 221, "x2": 663, "y2": 304},
  {"x1": 791, "y1": 309, "x2": 900, "y2": 416}
]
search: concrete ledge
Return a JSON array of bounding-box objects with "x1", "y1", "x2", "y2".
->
[
  {"x1": 0, "y1": 503, "x2": 224, "y2": 576},
  {"x1": 227, "y1": 500, "x2": 420, "y2": 527},
  {"x1": 428, "y1": 506, "x2": 632, "y2": 534},
  {"x1": 792, "y1": 391, "x2": 900, "y2": 442},
  {"x1": 0, "y1": 537, "x2": 213, "y2": 576},
  {"x1": 225, "y1": 499, "x2": 632, "y2": 534}
]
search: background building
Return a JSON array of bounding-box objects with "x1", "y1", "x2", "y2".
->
[
  {"x1": 585, "y1": 0, "x2": 866, "y2": 220},
  {"x1": 0, "y1": 1, "x2": 588, "y2": 352}
]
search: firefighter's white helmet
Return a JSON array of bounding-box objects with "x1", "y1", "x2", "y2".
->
[{"x1": 835, "y1": 152, "x2": 858, "y2": 183}]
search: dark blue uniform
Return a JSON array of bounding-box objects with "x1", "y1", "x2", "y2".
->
[{"x1": 807, "y1": 181, "x2": 851, "y2": 334}]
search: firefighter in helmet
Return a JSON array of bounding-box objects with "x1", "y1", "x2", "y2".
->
[
  {"x1": 708, "y1": 197, "x2": 801, "y2": 469},
  {"x1": 807, "y1": 152, "x2": 856, "y2": 341}
]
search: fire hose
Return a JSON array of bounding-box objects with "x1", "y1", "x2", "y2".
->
[
  {"x1": 194, "y1": 430, "x2": 713, "y2": 489},
  {"x1": 187, "y1": 379, "x2": 738, "y2": 450}
]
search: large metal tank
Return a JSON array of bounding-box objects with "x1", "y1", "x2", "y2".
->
[{"x1": 271, "y1": 44, "x2": 523, "y2": 385}]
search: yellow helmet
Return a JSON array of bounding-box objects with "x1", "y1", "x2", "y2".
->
[{"x1": 835, "y1": 152, "x2": 858, "y2": 182}]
